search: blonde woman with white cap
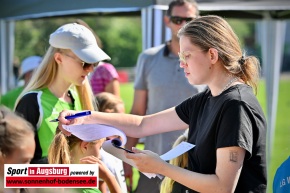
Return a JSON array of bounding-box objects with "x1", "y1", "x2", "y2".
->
[
  {"x1": 15, "y1": 23, "x2": 111, "y2": 165},
  {"x1": 0, "y1": 55, "x2": 42, "y2": 109}
]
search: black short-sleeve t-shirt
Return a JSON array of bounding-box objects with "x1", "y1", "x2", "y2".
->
[{"x1": 175, "y1": 84, "x2": 267, "y2": 193}]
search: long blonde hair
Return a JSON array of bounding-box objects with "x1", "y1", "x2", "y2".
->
[
  {"x1": 15, "y1": 46, "x2": 97, "y2": 111},
  {"x1": 160, "y1": 129, "x2": 189, "y2": 193}
]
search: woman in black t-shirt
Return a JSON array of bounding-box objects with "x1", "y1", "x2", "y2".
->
[{"x1": 57, "y1": 15, "x2": 267, "y2": 193}]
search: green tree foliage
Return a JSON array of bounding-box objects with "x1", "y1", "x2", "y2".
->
[
  {"x1": 228, "y1": 19, "x2": 255, "y2": 46},
  {"x1": 14, "y1": 16, "x2": 255, "y2": 69},
  {"x1": 14, "y1": 16, "x2": 142, "y2": 68},
  {"x1": 227, "y1": 19, "x2": 261, "y2": 64},
  {"x1": 82, "y1": 16, "x2": 142, "y2": 67}
]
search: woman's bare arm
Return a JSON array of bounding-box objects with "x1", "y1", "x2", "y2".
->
[
  {"x1": 58, "y1": 107, "x2": 188, "y2": 138},
  {"x1": 126, "y1": 146, "x2": 245, "y2": 193}
]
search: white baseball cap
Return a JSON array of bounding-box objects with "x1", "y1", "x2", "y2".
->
[
  {"x1": 19, "y1": 56, "x2": 42, "y2": 79},
  {"x1": 49, "y1": 23, "x2": 111, "y2": 63}
]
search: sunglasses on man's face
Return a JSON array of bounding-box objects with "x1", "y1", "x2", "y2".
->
[{"x1": 170, "y1": 16, "x2": 195, "y2": 25}]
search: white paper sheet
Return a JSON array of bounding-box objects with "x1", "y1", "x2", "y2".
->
[
  {"x1": 62, "y1": 124, "x2": 127, "y2": 145},
  {"x1": 62, "y1": 124, "x2": 195, "y2": 179},
  {"x1": 160, "y1": 141, "x2": 195, "y2": 161}
]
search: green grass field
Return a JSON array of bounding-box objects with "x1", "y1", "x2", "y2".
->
[
  {"x1": 257, "y1": 78, "x2": 290, "y2": 192},
  {"x1": 120, "y1": 79, "x2": 290, "y2": 193}
]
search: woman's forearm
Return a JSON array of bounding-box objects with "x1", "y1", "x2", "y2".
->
[
  {"x1": 88, "y1": 111, "x2": 146, "y2": 138},
  {"x1": 87, "y1": 107, "x2": 187, "y2": 138},
  {"x1": 154, "y1": 147, "x2": 244, "y2": 193}
]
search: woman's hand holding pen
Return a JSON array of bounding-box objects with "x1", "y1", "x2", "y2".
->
[
  {"x1": 125, "y1": 147, "x2": 165, "y2": 174},
  {"x1": 57, "y1": 110, "x2": 85, "y2": 136}
]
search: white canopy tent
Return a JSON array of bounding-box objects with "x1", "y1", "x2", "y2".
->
[{"x1": 0, "y1": 0, "x2": 290, "y2": 176}]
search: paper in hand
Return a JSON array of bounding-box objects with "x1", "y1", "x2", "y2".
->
[
  {"x1": 62, "y1": 124, "x2": 157, "y2": 178},
  {"x1": 62, "y1": 124, "x2": 195, "y2": 179}
]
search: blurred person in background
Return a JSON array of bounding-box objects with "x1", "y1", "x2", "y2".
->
[
  {"x1": 160, "y1": 129, "x2": 189, "y2": 193},
  {"x1": 0, "y1": 56, "x2": 42, "y2": 109},
  {"x1": 273, "y1": 156, "x2": 290, "y2": 193}
]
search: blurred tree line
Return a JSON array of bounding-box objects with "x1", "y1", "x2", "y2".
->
[
  {"x1": 14, "y1": 16, "x2": 142, "y2": 68},
  {"x1": 14, "y1": 16, "x2": 257, "y2": 68}
]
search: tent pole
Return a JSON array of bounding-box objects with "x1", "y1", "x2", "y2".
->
[{"x1": 261, "y1": 15, "x2": 286, "y2": 176}]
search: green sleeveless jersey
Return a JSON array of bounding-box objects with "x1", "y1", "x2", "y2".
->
[{"x1": 16, "y1": 87, "x2": 83, "y2": 163}]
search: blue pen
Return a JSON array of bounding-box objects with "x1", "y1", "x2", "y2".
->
[{"x1": 49, "y1": 111, "x2": 91, "y2": 122}]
